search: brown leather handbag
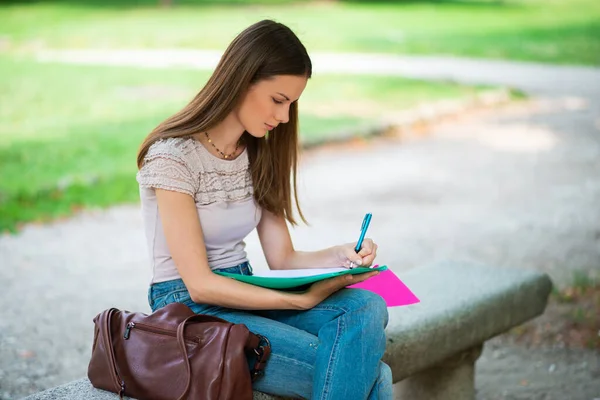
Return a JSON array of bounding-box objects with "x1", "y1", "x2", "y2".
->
[{"x1": 87, "y1": 302, "x2": 271, "y2": 400}]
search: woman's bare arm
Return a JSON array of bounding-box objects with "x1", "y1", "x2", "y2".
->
[
  {"x1": 155, "y1": 189, "x2": 307, "y2": 310},
  {"x1": 256, "y1": 210, "x2": 357, "y2": 270},
  {"x1": 155, "y1": 190, "x2": 377, "y2": 310}
]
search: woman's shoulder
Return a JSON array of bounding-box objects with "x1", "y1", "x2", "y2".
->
[
  {"x1": 137, "y1": 137, "x2": 201, "y2": 196},
  {"x1": 143, "y1": 135, "x2": 250, "y2": 176},
  {"x1": 145, "y1": 136, "x2": 198, "y2": 161}
]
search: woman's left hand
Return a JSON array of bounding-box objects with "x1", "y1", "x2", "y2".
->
[{"x1": 334, "y1": 238, "x2": 378, "y2": 269}]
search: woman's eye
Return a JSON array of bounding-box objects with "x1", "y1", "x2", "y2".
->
[{"x1": 272, "y1": 98, "x2": 283, "y2": 104}]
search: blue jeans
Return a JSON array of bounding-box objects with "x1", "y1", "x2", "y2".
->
[{"x1": 148, "y1": 262, "x2": 393, "y2": 400}]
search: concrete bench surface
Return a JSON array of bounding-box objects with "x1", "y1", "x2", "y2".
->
[
  {"x1": 24, "y1": 379, "x2": 278, "y2": 400},
  {"x1": 24, "y1": 260, "x2": 552, "y2": 400}
]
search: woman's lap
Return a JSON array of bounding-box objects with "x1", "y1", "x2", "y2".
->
[
  {"x1": 191, "y1": 291, "x2": 388, "y2": 399},
  {"x1": 256, "y1": 288, "x2": 389, "y2": 335},
  {"x1": 148, "y1": 267, "x2": 391, "y2": 399},
  {"x1": 194, "y1": 304, "x2": 318, "y2": 399},
  {"x1": 258, "y1": 289, "x2": 389, "y2": 400},
  {"x1": 148, "y1": 274, "x2": 317, "y2": 398}
]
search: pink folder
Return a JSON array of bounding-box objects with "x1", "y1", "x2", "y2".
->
[{"x1": 348, "y1": 266, "x2": 420, "y2": 307}]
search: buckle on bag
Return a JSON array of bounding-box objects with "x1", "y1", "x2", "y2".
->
[
  {"x1": 253, "y1": 346, "x2": 264, "y2": 359},
  {"x1": 250, "y1": 334, "x2": 270, "y2": 381},
  {"x1": 257, "y1": 334, "x2": 271, "y2": 348},
  {"x1": 251, "y1": 346, "x2": 265, "y2": 380}
]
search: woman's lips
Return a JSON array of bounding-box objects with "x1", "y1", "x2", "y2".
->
[{"x1": 265, "y1": 123, "x2": 275, "y2": 130}]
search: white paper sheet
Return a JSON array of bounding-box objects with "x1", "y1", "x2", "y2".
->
[{"x1": 251, "y1": 267, "x2": 347, "y2": 278}]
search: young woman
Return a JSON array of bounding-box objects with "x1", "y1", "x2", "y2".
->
[{"x1": 136, "y1": 19, "x2": 392, "y2": 400}]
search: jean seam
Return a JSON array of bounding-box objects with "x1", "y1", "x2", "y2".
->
[
  {"x1": 311, "y1": 305, "x2": 350, "y2": 313},
  {"x1": 152, "y1": 287, "x2": 186, "y2": 301},
  {"x1": 319, "y1": 313, "x2": 345, "y2": 400},
  {"x1": 173, "y1": 291, "x2": 190, "y2": 303},
  {"x1": 270, "y1": 353, "x2": 314, "y2": 370},
  {"x1": 150, "y1": 280, "x2": 186, "y2": 295},
  {"x1": 217, "y1": 262, "x2": 251, "y2": 275}
]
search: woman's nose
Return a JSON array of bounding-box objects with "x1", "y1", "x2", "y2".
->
[{"x1": 276, "y1": 107, "x2": 290, "y2": 124}]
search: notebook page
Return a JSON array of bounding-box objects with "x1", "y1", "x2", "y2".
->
[{"x1": 251, "y1": 268, "x2": 347, "y2": 278}]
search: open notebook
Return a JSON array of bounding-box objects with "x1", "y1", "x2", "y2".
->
[{"x1": 215, "y1": 265, "x2": 420, "y2": 307}]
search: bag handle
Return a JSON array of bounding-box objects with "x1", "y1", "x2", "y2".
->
[
  {"x1": 174, "y1": 314, "x2": 239, "y2": 399},
  {"x1": 175, "y1": 314, "x2": 272, "y2": 397},
  {"x1": 175, "y1": 315, "x2": 195, "y2": 400},
  {"x1": 99, "y1": 311, "x2": 226, "y2": 400},
  {"x1": 101, "y1": 310, "x2": 271, "y2": 400}
]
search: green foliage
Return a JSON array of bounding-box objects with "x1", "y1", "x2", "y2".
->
[
  {"x1": 0, "y1": 56, "x2": 486, "y2": 232},
  {"x1": 2, "y1": 0, "x2": 599, "y2": 65}
]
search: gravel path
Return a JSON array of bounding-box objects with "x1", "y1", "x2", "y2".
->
[{"x1": 2, "y1": 52, "x2": 599, "y2": 399}]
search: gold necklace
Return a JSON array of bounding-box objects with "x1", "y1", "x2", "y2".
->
[{"x1": 204, "y1": 131, "x2": 240, "y2": 159}]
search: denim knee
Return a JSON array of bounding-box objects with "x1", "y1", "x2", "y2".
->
[
  {"x1": 346, "y1": 289, "x2": 389, "y2": 329},
  {"x1": 375, "y1": 362, "x2": 393, "y2": 400},
  {"x1": 378, "y1": 362, "x2": 392, "y2": 385}
]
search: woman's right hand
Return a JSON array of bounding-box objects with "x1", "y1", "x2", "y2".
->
[{"x1": 293, "y1": 270, "x2": 380, "y2": 310}]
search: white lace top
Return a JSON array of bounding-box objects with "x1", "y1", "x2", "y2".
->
[{"x1": 136, "y1": 137, "x2": 262, "y2": 284}]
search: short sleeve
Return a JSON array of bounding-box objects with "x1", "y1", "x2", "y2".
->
[{"x1": 136, "y1": 139, "x2": 198, "y2": 196}]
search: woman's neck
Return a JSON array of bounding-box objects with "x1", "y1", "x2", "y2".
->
[{"x1": 199, "y1": 112, "x2": 245, "y2": 153}]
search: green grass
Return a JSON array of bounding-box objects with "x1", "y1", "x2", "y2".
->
[
  {"x1": 0, "y1": 55, "x2": 488, "y2": 232},
  {"x1": 1, "y1": 0, "x2": 599, "y2": 65}
]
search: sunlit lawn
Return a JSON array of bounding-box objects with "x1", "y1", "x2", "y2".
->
[
  {"x1": 0, "y1": 55, "x2": 491, "y2": 232},
  {"x1": 2, "y1": 0, "x2": 599, "y2": 65}
]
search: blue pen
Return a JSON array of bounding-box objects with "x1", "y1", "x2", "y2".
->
[{"x1": 349, "y1": 213, "x2": 372, "y2": 268}]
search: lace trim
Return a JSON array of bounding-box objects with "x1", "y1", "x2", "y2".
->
[
  {"x1": 137, "y1": 137, "x2": 255, "y2": 204},
  {"x1": 197, "y1": 169, "x2": 254, "y2": 205},
  {"x1": 137, "y1": 141, "x2": 197, "y2": 196}
]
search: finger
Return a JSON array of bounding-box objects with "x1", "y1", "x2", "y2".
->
[
  {"x1": 358, "y1": 247, "x2": 371, "y2": 257},
  {"x1": 333, "y1": 274, "x2": 356, "y2": 290},
  {"x1": 359, "y1": 244, "x2": 377, "y2": 264},
  {"x1": 330, "y1": 271, "x2": 379, "y2": 291},
  {"x1": 366, "y1": 244, "x2": 378, "y2": 262},
  {"x1": 344, "y1": 249, "x2": 363, "y2": 266},
  {"x1": 362, "y1": 248, "x2": 377, "y2": 267},
  {"x1": 316, "y1": 275, "x2": 351, "y2": 294},
  {"x1": 351, "y1": 271, "x2": 379, "y2": 284},
  {"x1": 361, "y1": 255, "x2": 375, "y2": 267},
  {"x1": 351, "y1": 271, "x2": 378, "y2": 281},
  {"x1": 358, "y1": 239, "x2": 374, "y2": 256}
]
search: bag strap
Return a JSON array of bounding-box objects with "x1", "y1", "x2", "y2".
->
[
  {"x1": 175, "y1": 316, "x2": 195, "y2": 400},
  {"x1": 174, "y1": 314, "x2": 272, "y2": 397},
  {"x1": 249, "y1": 334, "x2": 271, "y2": 381},
  {"x1": 176, "y1": 314, "x2": 219, "y2": 400},
  {"x1": 99, "y1": 308, "x2": 126, "y2": 399}
]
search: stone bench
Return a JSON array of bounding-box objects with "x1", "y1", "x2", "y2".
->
[{"x1": 25, "y1": 260, "x2": 552, "y2": 400}]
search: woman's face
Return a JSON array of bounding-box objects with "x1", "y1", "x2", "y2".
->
[{"x1": 235, "y1": 75, "x2": 308, "y2": 138}]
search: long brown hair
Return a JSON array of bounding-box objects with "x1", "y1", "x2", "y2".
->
[{"x1": 137, "y1": 20, "x2": 312, "y2": 225}]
